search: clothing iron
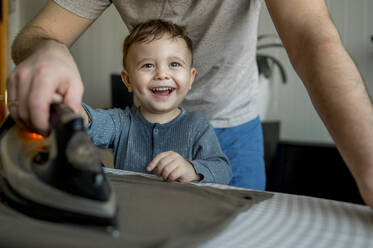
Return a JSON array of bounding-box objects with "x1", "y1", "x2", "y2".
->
[{"x1": 0, "y1": 103, "x2": 118, "y2": 231}]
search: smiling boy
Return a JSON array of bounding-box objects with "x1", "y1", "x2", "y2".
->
[{"x1": 80, "y1": 20, "x2": 232, "y2": 184}]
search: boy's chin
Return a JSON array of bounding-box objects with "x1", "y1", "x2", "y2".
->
[{"x1": 146, "y1": 105, "x2": 179, "y2": 114}]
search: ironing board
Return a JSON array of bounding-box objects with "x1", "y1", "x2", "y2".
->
[{"x1": 106, "y1": 168, "x2": 373, "y2": 248}]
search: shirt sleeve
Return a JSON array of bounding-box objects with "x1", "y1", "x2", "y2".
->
[
  {"x1": 82, "y1": 103, "x2": 126, "y2": 149},
  {"x1": 54, "y1": 0, "x2": 111, "y2": 19},
  {"x1": 189, "y1": 116, "x2": 232, "y2": 185}
]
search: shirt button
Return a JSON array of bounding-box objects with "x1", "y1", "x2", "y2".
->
[{"x1": 153, "y1": 128, "x2": 159, "y2": 135}]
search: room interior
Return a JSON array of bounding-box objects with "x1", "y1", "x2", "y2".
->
[{"x1": 2, "y1": 0, "x2": 373, "y2": 205}]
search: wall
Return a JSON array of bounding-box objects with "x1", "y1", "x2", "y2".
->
[
  {"x1": 70, "y1": 5, "x2": 126, "y2": 108},
  {"x1": 258, "y1": 0, "x2": 373, "y2": 143},
  {"x1": 8, "y1": 0, "x2": 373, "y2": 143},
  {"x1": 8, "y1": 0, "x2": 126, "y2": 108},
  {"x1": 9, "y1": 0, "x2": 47, "y2": 63}
]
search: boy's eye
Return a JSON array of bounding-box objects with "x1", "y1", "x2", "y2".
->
[
  {"x1": 170, "y1": 62, "x2": 181, "y2": 67},
  {"x1": 142, "y1": 63, "x2": 154, "y2": 69}
]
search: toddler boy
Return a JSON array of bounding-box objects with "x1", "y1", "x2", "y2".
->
[{"x1": 80, "y1": 20, "x2": 232, "y2": 184}]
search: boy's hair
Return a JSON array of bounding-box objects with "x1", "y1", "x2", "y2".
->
[{"x1": 122, "y1": 19, "x2": 193, "y2": 68}]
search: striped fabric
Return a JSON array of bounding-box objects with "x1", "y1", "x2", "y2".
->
[{"x1": 105, "y1": 168, "x2": 373, "y2": 248}]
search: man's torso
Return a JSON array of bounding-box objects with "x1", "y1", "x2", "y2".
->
[{"x1": 55, "y1": 0, "x2": 262, "y2": 128}]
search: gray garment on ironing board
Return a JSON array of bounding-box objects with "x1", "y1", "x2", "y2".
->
[
  {"x1": 0, "y1": 173, "x2": 272, "y2": 248},
  {"x1": 54, "y1": 0, "x2": 262, "y2": 128}
]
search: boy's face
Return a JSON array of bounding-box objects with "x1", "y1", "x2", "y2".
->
[{"x1": 121, "y1": 35, "x2": 196, "y2": 115}]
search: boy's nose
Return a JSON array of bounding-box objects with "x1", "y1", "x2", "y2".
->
[{"x1": 154, "y1": 67, "x2": 170, "y2": 80}]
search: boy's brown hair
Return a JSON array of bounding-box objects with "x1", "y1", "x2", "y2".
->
[{"x1": 122, "y1": 19, "x2": 193, "y2": 68}]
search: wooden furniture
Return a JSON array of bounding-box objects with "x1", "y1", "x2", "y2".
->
[
  {"x1": 268, "y1": 141, "x2": 364, "y2": 205},
  {"x1": 0, "y1": 0, "x2": 9, "y2": 122}
]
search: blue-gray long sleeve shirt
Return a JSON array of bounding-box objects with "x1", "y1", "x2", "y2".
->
[{"x1": 83, "y1": 104, "x2": 232, "y2": 184}]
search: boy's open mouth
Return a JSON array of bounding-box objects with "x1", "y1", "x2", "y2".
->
[{"x1": 151, "y1": 87, "x2": 175, "y2": 96}]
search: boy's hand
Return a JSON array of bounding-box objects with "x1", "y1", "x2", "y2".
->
[{"x1": 146, "y1": 151, "x2": 202, "y2": 183}]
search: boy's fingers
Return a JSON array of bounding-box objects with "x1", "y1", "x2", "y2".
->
[
  {"x1": 146, "y1": 152, "x2": 165, "y2": 171},
  {"x1": 161, "y1": 163, "x2": 178, "y2": 181},
  {"x1": 146, "y1": 151, "x2": 170, "y2": 171},
  {"x1": 168, "y1": 167, "x2": 183, "y2": 182},
  {"x1": 155, "y1": 156, "x2": 175, "y2": 177}
]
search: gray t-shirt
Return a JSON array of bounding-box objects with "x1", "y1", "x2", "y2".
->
[
  {"x1": 83, "y1": 104, "x2": 232, "y2": 184},
  {"x1": 55, "y1": 0, "x2": 262, "y2": 128}
]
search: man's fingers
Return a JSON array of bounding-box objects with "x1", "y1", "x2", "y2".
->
[
  {"x1": 6, "y1": 74, "x2": 19, "y2": 122},
  {"x1": 28, "y1": 73, "x2": 83, "y2": 135},
  {"x1": 10, "y1": 68, "x2": 32, "y2": 129},
  {"x1": 52, "y1": 93, "x2": 63, "y2": 103},
  {"x1": 6, "y1": 72, "x2": 17, "y2": 105},
  {"x1": 28, "y1": 71, "x2": 62, "y2": 135},
  {"x1": 63, "y1": 84, "x2": 83, "y2": 113},
  {"x1": 5, "y1": 41, "x2": 84, "y2": 135}
]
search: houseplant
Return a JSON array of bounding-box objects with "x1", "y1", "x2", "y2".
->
[
  {"x1": 256, "y1": 34, "x2": 287, "y2": 120},
  {"x1": 256, "y1": 34, "x2": 287, "y2": 83}
]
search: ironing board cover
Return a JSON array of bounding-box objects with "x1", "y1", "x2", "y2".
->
[{"x1": 0, "y1": 173, "x2": 272, "y2": 248}]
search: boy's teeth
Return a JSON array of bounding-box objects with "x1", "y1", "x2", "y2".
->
[{"x1": 153, "y1": 87, "x2": 171, "y2": 91}]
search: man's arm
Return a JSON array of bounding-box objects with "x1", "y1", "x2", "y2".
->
[
  {"x1": 265, "y1": 0, "x2": 373, "y2": 207},
  {"x1": 8, "y1": 0, "x2": 94, "y2": 135},
  {"x1": 12, "y1": 0, "x2": 94, "y2": 63}
]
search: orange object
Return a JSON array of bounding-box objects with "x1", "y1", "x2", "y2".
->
[
  {"x1": 0, "y1": 0, "x2": 9, "y2": 122},
  {"x1": 20, "y1": 129, "x2": 45, "y2": 141}
]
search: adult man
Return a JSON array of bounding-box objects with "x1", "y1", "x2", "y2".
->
[{"x1": 7, "y1": 1, "x2": 373, "y2": 207}]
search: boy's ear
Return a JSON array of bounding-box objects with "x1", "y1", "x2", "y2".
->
[
  {"x1": 189, "y1": 67, "x2": 197, "y2": 89},
  {"x1": 121, "y1": 69, "x2": 133, "y2": 92}
]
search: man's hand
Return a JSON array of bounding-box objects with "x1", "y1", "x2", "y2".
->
[
  {"x1": 146, "y1": 151, "x2": 202, "y2": 183},
  {"x1": 6, "y1": 40, "x2": 84, "y2": 136},
  {"x1": 6, "y1": 0, "x2": 94, "y2": 136}
]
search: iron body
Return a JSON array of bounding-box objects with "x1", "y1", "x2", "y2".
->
[{"x1": 0, "y1": 104, "x2": 118, "y2": 230}]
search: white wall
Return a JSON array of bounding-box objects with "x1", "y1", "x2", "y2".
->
[
  {"x1": 70, "y1": 5, "x2": 127, "y2": 108},
  {"x1": 258, "y1": 0, "x2": 373, "y2": 143},
  {"x1": 8, "y1": 0, "x2": 127, "y2": 109},
  {"x1": 9, "y1": 0, "x2": 48, "y2": 66},
  {"x1": 9, "y1": 0, "x2": 373, "y2": 143}
]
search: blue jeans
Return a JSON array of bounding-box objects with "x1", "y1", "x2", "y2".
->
[{"x1": 214, "y1": 116, "x2": 266, "y2": 190}]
